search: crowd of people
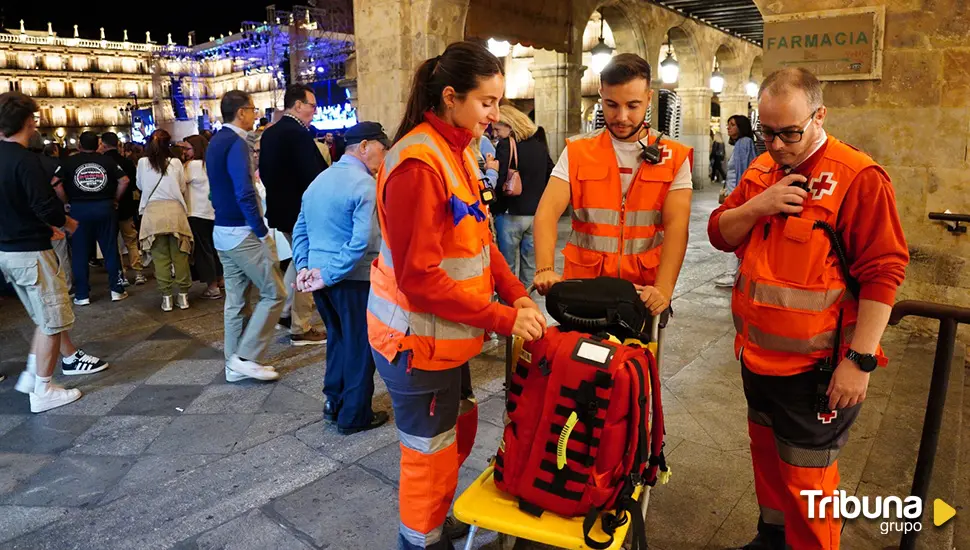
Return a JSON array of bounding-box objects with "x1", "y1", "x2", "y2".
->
[{"x1": 0, "y1": 37, "x2": 913, "y2": 550}]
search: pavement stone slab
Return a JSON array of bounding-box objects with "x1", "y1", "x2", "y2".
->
[
  {"x1": 146, "y1": 414, "x2": 254, "y2": 455},
  {"x1": 296, "y1": 418, "x2": 399, "y2": 463},
  {"x1": 144, "y1": 359, "x2": 226, "y2": 386},
  {"x1": 45, "y1": 383, "x2": 140, "y2": 416},
  {"x1": 116, "y1": 339, "x2": 195, "y2": 362},
  {"x1": 231, "y1": 412, "x2": 320, "y2": 453},
  {"x1": 4, "y1": 454, "x2": 134, "y2": 508},
  {"x1": 99, "y1": 454, "x2": 223, "y2": 505},
  {"x1": 269, "y1": 465, "x2": 398, "y2": 549},
  {"x1": 260, "y1": 383, "x2": 325, "y2": 413},
  {"x1": 184, "y1": 384, "x2": 274, "y2": 415},
  {"x1": 0, "y1": 453, "x2": 56, "y2": 496},
  {"x1": 0, "y1": 415, "x2": 98, "y2": 454},
  {"x1": 66, "y1": 415, "x2": 172, "y2": 456},
  {"x1": 478, "y1": 395, "x2": 507, "y2": 428},
  {"x1": 108, "y1": 384, "x2": 206, "y2": 416},
  {"x1": 6, "y1": 436, "x2": 339, "y2": 550},
  {"x1": 190, "y1": 508, "x2": 314, "y2": 550},
  {"x1": 0, "y1": 505, "x2": 71, "y2": 545},
  {"x1": 0, "y1": 414, "x2": 29, "y2": 437}
]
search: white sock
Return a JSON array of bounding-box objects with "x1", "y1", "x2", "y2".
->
[
  {"x1": 62, "y1": 350, "x2": 81, "y2": 365},
  {"x1": 34, "y1": 374, "x2": 52, "y2": 394},
  {"x1": 26, "y1": 354, "x2": 37, "y2": 374}
]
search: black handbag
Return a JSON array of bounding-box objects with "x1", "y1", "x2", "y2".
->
[{"x1": 546, "y1": 277, "x2": 651, "y2": 340}]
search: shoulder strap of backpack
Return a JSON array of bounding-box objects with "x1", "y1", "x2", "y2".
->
[{"x1": 643, "y1": 347, "x2": 668, "y2": 487}]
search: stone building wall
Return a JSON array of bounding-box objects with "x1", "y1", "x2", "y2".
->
[{"x1": 755, "y1": 0, "x2": 970, "y2": 323}]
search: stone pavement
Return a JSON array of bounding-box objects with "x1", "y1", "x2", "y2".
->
[{"x1": 0, "y1": 191, "x2": 964, "y2": 549}]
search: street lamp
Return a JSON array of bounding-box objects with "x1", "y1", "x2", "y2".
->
[
  {"x1": 590, "y1": 11, "x2": 614, "y2": 75},
  {"x1": 660, "y1": 32, "x2": 679, "y2": 84}
]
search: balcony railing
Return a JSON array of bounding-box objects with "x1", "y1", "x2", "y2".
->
[{"x1": 0, "y1": 32, "x2": 190, "y2": 54}]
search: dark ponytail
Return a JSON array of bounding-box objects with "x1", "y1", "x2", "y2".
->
[
  {"x1": 394, "y1": 41, "x2": 504, "y2": 144},
  {"x1": 146, "y1": 129, "x2": 173, "y2": 173}
]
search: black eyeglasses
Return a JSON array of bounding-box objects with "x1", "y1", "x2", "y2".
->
[{"x1": 760, "y1": 109, "x2": 818, "y2": 145}]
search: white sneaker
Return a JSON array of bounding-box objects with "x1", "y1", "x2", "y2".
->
[
  {"x1": 111, "y1": 290, "x2": 129, "y2": 302},
  {"x1": 161, "y1": 296, "x2": 173, "y2": 312},
  {"x1": 176, "y1": 293, "x2": 190, "y2": 310},
  {"x1": 134, "y1": 274, "x2": 148, "y2": 285},
  {"x1": 73, "y1": 297, "x2": 91, "y2": 306},
  {"x1": 15, "y1": 370, "x2": 36, "y2": 394},
  {"x1": 226, "y1": 355, "x2": 279, "y2": 382},
  {"x1": 29, "y1": 384, "x2": 82, "y2": 413}
]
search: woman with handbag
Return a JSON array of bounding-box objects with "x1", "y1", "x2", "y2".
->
[
  {"x1": 493, "y1": 104, "x2": 554, "y2": 287},
  {"x1": 137, "y1": 129, "x2": 195, "y2": 311}
]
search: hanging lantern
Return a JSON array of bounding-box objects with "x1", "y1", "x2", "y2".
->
[
  {"x1": 746, "y1": 79, "x2": 759, "y2": 98},
  {"x1": 710, "y1": 62, "x2": 725, "y2": 95},
  {"x1": 660, "y1": 32, "x2": 679, "y2": 84},
  {"x1": 487, "y1": 38, "x2": 511, "y2": 58},
  {"x1": 590, "y1": 11, "x2": 614, "y2": 75}
]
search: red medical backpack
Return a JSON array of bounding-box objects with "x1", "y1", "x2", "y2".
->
[{"x1": 493, "y1": 327, "x2": 667, "y2": 549}]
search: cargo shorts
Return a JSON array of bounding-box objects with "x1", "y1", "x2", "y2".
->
[{"x1": 0, "y1": 249, "x2": 75, "y2": 335}]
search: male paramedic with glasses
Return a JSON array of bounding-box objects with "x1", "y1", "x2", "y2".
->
[
  {"x1": 532, "y1": 53, "x2": 693, "y2": 315},
  {"x1": 708, "y1": 67, "x2": 909, "y2": 550}
]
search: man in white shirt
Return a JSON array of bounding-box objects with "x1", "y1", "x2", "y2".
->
[{"x1": 533, "y1": 53, "x2": 693, "y2": 315}]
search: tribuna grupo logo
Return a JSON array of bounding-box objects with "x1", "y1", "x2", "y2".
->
[{"x1": 801, "y1": 490, "x2": 923, "y2": 535}]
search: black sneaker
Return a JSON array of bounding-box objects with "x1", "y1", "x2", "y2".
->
[
  {"x1": 61, "y1": 350, "x2": 109, "y2": 376},
  {"x1": 276, "y1": 315, "x2": 292, "y2": 331},
  {"x1": 443, "y1": 516, "x2": 470, "y2": 540},
  {"x1": 337, "y1": 411, "x2": 389, "y2": 435}
]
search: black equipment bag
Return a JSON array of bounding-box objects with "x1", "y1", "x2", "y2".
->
[{"x1": 546, "y1": 277, "x2": 650, "y2": 341}]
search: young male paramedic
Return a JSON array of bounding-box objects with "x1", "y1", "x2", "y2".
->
[{"x1": 532, "y1": 53, "x2": 693, "y2": 315}]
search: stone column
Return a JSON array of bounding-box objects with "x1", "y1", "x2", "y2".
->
[
  {"x1": 718, "y1": 92, "x2": 751, "y2": 161},
  {"x1": 530, "y1": 50, "x2": 585, "y2": 160},
  {"x1": 676, "y1": 87, "x2": 714, "y2": 189},
  {"x1": 353, "y1": 0, "x2": 469, "y2": 135}
]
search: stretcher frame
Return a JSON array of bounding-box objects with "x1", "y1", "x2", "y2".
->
[{"x1": 455, "y1": 308, "x2": 667, "y2": 550}]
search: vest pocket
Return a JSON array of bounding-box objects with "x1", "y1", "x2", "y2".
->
[
  {"x1": 621, "y1": 249, "x2": 661, "y2": 286},
  {"x1": 563, "y1": 245, "x2": 605, "y2": 280},
  {"x1": 767, "y1": 217, "x2": 831, "y2": 286}
]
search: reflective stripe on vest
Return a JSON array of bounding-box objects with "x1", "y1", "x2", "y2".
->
[
  {"x1": 741, "y1": 278, "x2": 845, "y2": 313},
  {"x1": 747, "y1": 324, "x2": 855, "y2": 355},
  {"x1": 384, "y1": 133, "x2": 464, "y2": 195},
  {"x1": 380, "y1": 240, "x2": 487, "y2": 282},
  {"x1": 573, "y1": 207, "x2": 620, "y2": 226},
  {"x1": 567, "y1": 231, "x2": 618, "y2": 253},
  {"x1": 368, "y1": 277, "x2": 486, "y2": 340},
  {"x1": 623, "y1": 233, "x2": 665, "y2": 255},
  {"x1": 626, "y1": 210, "x2": 663, "y2": 228}
]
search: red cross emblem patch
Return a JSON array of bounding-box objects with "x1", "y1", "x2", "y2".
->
[
  {"x1": 657, "y1": 146, "x2": 673, "y2": 166},
  {"x1": 818, "y1": 411, "x2": 838, "y2": 424},
  {"x1": 808, "y1": 172, "x2": 838, "y2": 201}
]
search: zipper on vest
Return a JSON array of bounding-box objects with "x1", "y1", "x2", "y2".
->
[{"x1": 618, "y1": 196, "x2": 628, "y2": 277}]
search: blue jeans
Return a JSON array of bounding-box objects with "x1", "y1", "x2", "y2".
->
[
  {"x1": 312, "y1": 280, "x2": 376, "y2": 430},
  {"x1": 495, "y1": 214, "x2": 535, "y2": 288},
  {"x1": 69, "y1": 200, "x2": 123, "y2": 300}
]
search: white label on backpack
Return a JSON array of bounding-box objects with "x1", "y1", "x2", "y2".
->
[
  {"x1": 576, "y1": 341, "x2": 612, "y2": 365},
  {"x1": 520, "y1": 350, "x2": 532, "y2": 364}
]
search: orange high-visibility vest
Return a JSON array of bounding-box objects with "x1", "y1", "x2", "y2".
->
[
  {"x1": 732, "y1": 136, "x2": 888, "y2": 376},
  {"x1": 563, "y1": 128, "x2": 693, "y2": 286},
  {"x1": 367, "y1": 122, "x2": 494, "y2": 371}
]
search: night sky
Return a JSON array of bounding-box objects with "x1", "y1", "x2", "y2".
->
[{"x1": 0, "y1": 2, "x2": 350, "y2": 47}]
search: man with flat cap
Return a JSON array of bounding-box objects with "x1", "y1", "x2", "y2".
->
[{"x1": 292, "y1": 121, "x2": 391, "y2": 434}]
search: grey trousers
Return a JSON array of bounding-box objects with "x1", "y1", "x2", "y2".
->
[{"x1": 217, "y1": 234, "x2": 285, "y2": 362}]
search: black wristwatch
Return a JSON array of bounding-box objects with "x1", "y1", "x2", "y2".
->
[{"x1": 845, "y1": 349, "x2": 878, "y2": 372}]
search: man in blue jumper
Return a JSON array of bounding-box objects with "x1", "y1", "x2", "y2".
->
[
  {"x1": 293, "y1": 122, "x2": 391, "y2": 434},
  {"x1": 207, "y1": 90, "x2": 285, "y2": 383}
]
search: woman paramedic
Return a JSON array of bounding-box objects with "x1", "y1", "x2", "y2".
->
[{"x1": 366, "y1": 41, "x2": 548, "y2": 550}]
